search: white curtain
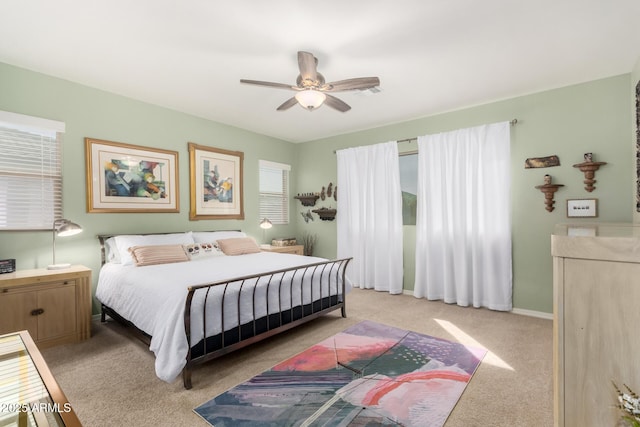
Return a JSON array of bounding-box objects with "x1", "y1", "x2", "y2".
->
[
  {"x1": 414, "y1": 122, "x2": 512, "y2": 310},
  {"x1": 336, "y1": 141, "x2": 404, "y2": 294}
]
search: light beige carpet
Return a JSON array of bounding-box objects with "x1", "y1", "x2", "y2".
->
[{"x1": 41, "y1": 288, "x2": 553, "y2": 426}]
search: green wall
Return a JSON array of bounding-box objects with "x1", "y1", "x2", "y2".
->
[
  {"x1": 0, "y1": 61, "x2": 634, "y2": 315},
  {"x1": 296, "y1": 74, "x2": 633, "y2": 314},
  {"x1": 0, "y1": 62, "x2": 299, "y2": 313}
]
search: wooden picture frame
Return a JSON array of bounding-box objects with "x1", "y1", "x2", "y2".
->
[
  {"x1": 636, "y1": 80, "x2": 640, "y2": 212},
  {"x1": 566, "y1": 198, "x2": 598, "y2": 218},
  {"x1": 188, "y1": 142, "x2": 244, "y2": 220},
  {"x1": 85, "y1": 138, "x2": 179, "y2": 213}
]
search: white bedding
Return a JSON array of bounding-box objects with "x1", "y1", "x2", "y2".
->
[{"x1": 96, "y1": 252, "x2": 350, "y2": 383}]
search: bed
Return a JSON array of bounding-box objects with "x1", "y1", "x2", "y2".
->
[{"x1": 95, "y1": 231, "x2": 351, "y2": 389}]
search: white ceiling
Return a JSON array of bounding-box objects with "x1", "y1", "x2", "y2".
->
[{"x1": 1, "y1": 1, "x2": 639, "y2": 143}]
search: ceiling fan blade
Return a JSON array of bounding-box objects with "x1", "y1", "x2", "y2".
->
[
  {"x1": 324, "y1": 77, "x2": 380, "y2": 92},
  {"x1": 240, "y1": 79, "x2": 296, "y2": 90},
  {"x1": 276, "y1": 97, "x2": 298, "y2": 111},
  {"x1": 297, "y1": 51, "x2": 318, "y2": 83},
  {"x1": 324, "y1": 94, "x2": 351, "y2": 112}
]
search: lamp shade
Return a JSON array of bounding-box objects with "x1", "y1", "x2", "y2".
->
[
  {"x1": 48, "y1": 219, "x2": 83, "y2": 270},
  {"x1": 295, "y1": 90, "x2": 326, "y2": 110},
  {"x1": 56, "y1": 219, "x2": 83, "y2": 237},
  {"x1": 259, "y1": 218, "x2": 273, "y2": 229}
]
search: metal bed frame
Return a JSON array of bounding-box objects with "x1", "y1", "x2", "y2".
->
[{"x1": 97, "y1": 233, "x2": 351, "y2": 389}]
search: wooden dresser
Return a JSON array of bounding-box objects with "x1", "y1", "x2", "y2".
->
[
  {"x1": 0, "y1": 265, "x2": 91, "y2": 348},
  {"x1": 552, "y1": 223, "x2": 640, "y2": 426}
]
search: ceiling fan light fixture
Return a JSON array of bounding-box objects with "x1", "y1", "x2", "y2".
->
[{"x1": 295, "y1": 89, "x2": 326, "y2": 110}]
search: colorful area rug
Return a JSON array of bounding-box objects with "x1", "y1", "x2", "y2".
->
[{"x1": 194, "y1": 320, "x2": 486, "y2": 426}]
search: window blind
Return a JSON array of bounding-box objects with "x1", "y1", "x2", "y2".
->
[
  {"x1": 0, "y1": 111, "x2": 65, "y2": 230},
  {"x1": 259, "y1": 160, "x2": 290, "y2": 225}
]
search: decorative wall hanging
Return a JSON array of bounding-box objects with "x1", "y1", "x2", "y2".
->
[
  {"x1": 188, "y1": 142, "x2": 244, "y2": 220},
  {"x1": 294, "y1": 193, "x2": 319, "y2": 206},
  {"x1": 524, "y1": 155, "x2": 561, "y2": 169},
  {"x1": 312, "y1": 207, "x2": 336, "y2": 221},
  {"x1": 85, "y1": 137, "x2": 179, "y2": 213},
  {"x1": 535, "y1": 174, "x2": 564, "y2": 212},
  {"x1": 300, "y1": 210, "x2": 314, "y2": 223},
  {"x1": 573, "y1": 152, "x2": 606, "y2": 192},
  {"x1": 566, "y1": 199, "x2": 598, "y2": 218}
]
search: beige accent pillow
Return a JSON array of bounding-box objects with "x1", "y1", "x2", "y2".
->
[
  {"x1": 128, "y1": 244, "x2": 190, "y2": 266},
  {"x1": 216, "y1": 237, "x2": 261, "y2": 256}
]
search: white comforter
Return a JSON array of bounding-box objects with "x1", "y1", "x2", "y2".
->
[{"x1": 95, "y1": 252, "x2": 349, "y2": 383}]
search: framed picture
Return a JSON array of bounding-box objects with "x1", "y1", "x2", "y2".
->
[
  {"x1": 188, "y1": 143, "x2": 244, "y2": 220},
  {"x1": 85, "y1": 138, "x2": 179, "y2": 213},
  {"x1": 566, "y1": 198, "x2": 598, "y2": 218},
  {"x1": 636, "y1": 80, "x2": 640, "y2": 212}
]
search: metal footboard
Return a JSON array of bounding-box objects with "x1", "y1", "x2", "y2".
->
[{"x1": 182, "y1": 257, "x2": 351, "y2": 389}]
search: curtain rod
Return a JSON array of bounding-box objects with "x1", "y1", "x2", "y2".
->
[
  {"x1": 333, "y1": 119, "x2": 518, "y2": 153},
  {"x1": 396, "y1": 119, "x2": 518, "y2": 144}
]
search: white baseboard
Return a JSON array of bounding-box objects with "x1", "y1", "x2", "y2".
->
[
  {"x1": 402, "y1": 289, "x2": 553, "y2": 320},
  {"x1": 511, "y1": 308, "x2": 553, "y2": 320}
]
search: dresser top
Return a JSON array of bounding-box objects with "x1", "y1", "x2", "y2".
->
[
  {"x1": 552, "y1": 223, "x2": 640, "y2": 262},
  {"x1": 0, "y1": 264, "x2": 91, "y2": 284}
]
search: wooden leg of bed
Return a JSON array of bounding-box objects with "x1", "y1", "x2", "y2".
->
[
  {"x1": 183, "y1": 367, "x2": 193, "y2": 390},
  {"x1": 341, "y1": 304, "x2": 347, "y2": 318},
  {"x1": 100, "y1": 307, "x2": 106, "y2": 323}
]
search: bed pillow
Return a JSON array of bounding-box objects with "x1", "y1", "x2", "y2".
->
[
  {"x1": 216, "y1": 237, "x2": 261, "y2": 256},
  {"x1": 183, "y1": 242, "x2": 224, "y2": 259},
  {"x1": 115, "y1": 232, "x2": 195, "y2": 266},
  {"x1": 192, "y1": 231, "x2": 246, "y2": 244},
  {"x1": 104, "y1": 237, "x2": 121, "y2": 263},
  {"x1": 129, "y1": 244, "x2": 190, "y2": 266}
]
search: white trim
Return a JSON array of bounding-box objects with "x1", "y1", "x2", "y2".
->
[
  {"x1": 403, "y1": 288, "x2": 553, "y2": 319},
  {"x1": 259, "y1": 159, "x2": 291, "y2": 171},
  {"x1": 511, "y1": 307, "x2": 553, "y2": 320},
  {"x1": 0, "y1": 110, "x2": 65, "y2": 134}
]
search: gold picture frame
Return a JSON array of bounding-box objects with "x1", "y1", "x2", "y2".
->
[
  {"x1": 85, "y1": 138, "x2": 179, "y2": 213},
  {"x1": 188, "y1": 142, "x2": 244, "y2": 220}
]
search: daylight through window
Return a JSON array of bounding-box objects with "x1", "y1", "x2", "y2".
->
[
  {"x1": 259, "y1": 160, "x2": 290, "y2": 225},
  {"x1": 0, "y1": 110, "x2": 65, "y2": 230}
]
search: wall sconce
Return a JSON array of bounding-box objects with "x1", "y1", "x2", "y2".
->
[
  {"x1": 48, "y1": 218, "x2": 83, "y2": 270},
  {"x1": 535, "y1": 174, "x2": 564, "y2": 212},
  {"x1": 259, "y1": 217, "x2": 273, "y2": 244},
  {"x1": 573, "y1": 153, "x2": 607, "y2": 192}
]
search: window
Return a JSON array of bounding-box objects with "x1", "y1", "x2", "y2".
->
[
  {"x1": 0, "y1": 110, "x2": 65, "y2": 230},
  {"x1": 259, "y1": 160, "x2": 290, "y2": 225}
]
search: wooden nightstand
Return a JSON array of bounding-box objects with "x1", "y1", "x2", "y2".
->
[
  {"x1": 0, "y1": 265, "x2": 92, "y2": 348},
  {"x1": 260, "y1": 244, "x2": 304, "y2": 255}
]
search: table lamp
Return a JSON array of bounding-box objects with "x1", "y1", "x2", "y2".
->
[
  {"x1": 48, "y1": 218, "x2": 83, "y2": 270},
  {"x1": 259, "y1": 217, "x2": 272, "y2": 245}
]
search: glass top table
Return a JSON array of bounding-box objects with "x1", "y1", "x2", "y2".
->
[{"x1": 0, "y1": 330, "x2": 81, "y2": 427}]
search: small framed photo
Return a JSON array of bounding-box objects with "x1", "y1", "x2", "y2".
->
[
  {"x1": 566, "y1": 198, "x2": 598, "y2": 218},
  {"x1": 85, "y1": 138, "x2": 179, "y2": 213},
  {"x1": 188, "y1": 142, "x2": 244, "y2": 220}
]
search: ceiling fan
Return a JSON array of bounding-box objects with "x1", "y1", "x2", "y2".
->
[{"x1": 240, "y1": 51, "x2": 380, "y2": 112}]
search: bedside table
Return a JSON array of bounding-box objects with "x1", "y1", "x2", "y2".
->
[
  {"x1": 260, "y1": 244, "x2": 304, "y2": 255},
  {"x1": 0, "y1": 265, "x2": 92, "y2": 348}
]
